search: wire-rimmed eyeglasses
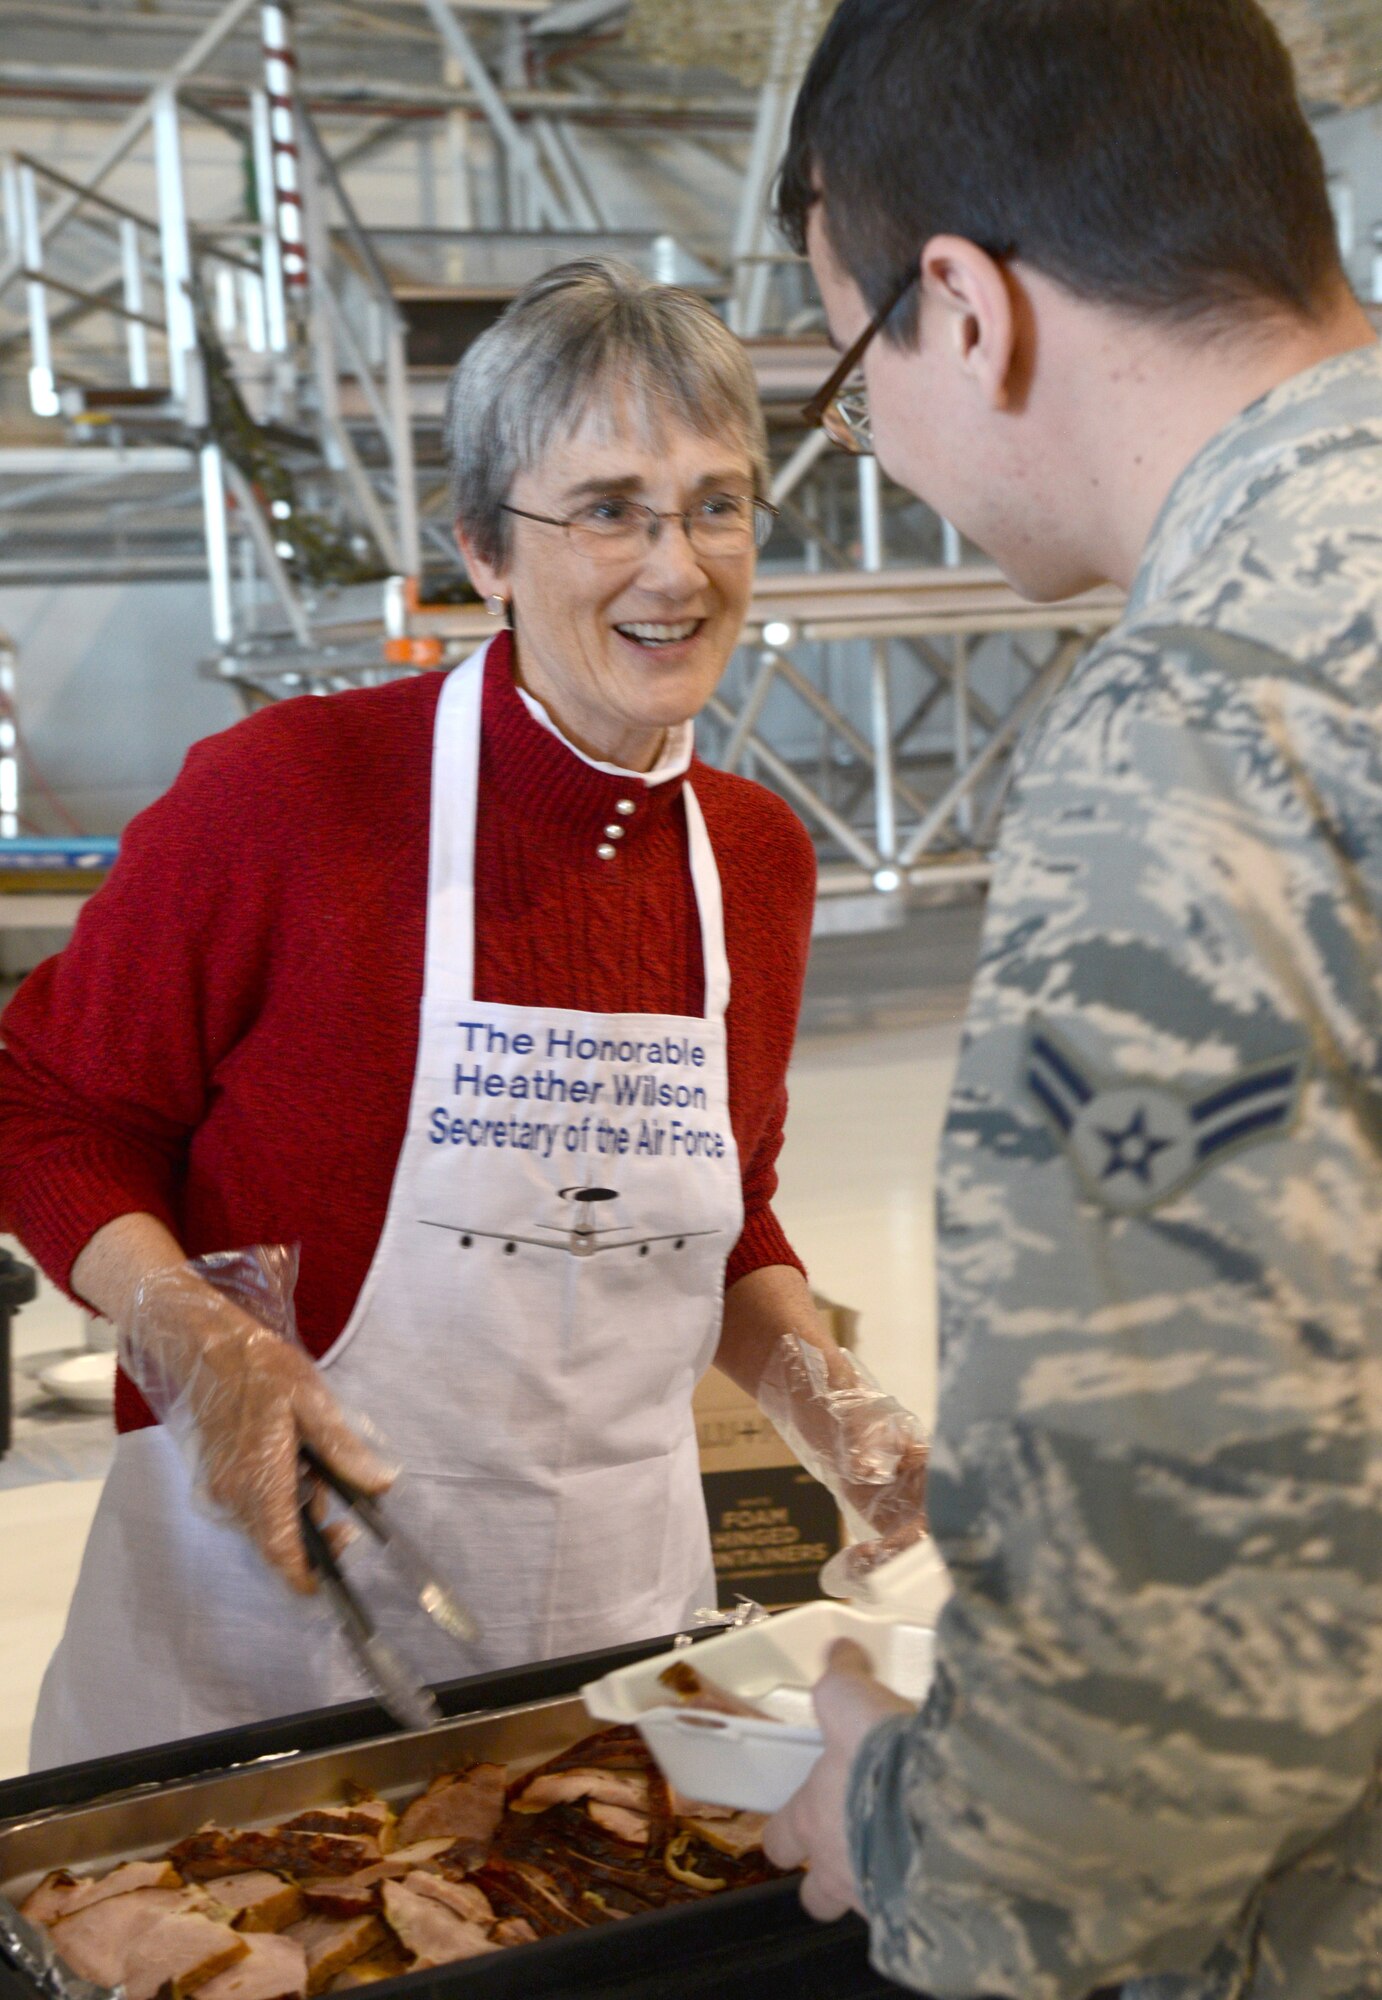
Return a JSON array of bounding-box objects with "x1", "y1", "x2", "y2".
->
[
  {"x1": 800, "y1": 269, "x2": 920, "y2": 455},
  {"x1": 501, "y1": 493, "x2": 778, "y2": 562}
]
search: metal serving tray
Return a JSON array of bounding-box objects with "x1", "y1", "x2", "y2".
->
[
  {"x1": 0, "y1": 1695, "x2": 597, "y2": 1908},
  {"x1": 0, "y1": 1643, "x2": 904, "y2": 2000}
]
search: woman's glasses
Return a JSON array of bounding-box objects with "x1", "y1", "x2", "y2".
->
[
  {"x1": 800, "y1": 269, "x2": 920, "y2": 455},
  {"x1": 502, "y1": 493, "x2": 778, "y2": 562}
]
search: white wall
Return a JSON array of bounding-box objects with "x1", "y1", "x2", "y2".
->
[{"x1": 0, "y1": 581, "x2": 238, "y2": 835}]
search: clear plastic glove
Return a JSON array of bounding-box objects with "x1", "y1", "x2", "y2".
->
[
  {"x1": 119, "y1": 1244, "x2": 395, "y2": 1595},
  {"x1": 756, "y1": 1334, "x2": 929, "y2": 1594}
]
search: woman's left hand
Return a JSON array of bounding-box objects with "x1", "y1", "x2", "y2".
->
[
  {"x1": 763, "y1": 1639, "x2": 915, "y2": 1921},
  {"x1": 755, "y1": 1332, "x2": 928, "y2": 1540}
]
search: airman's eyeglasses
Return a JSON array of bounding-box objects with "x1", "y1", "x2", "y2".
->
[{"x1": 800, "y1": 269, "x2": 920, "y2": 455}]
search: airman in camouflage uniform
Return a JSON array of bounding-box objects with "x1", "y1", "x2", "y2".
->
[
  {"x1": 849, "y1": 347, "x2": 1382, "y2": 1999},
  {"x1": 766, "y1": 2, "x2": 1382, "y2": 1989}
]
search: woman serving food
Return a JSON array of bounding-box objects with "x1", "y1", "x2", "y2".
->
[{"x1": 0, "y1": 260, "x2": 927, "y2": 1768}]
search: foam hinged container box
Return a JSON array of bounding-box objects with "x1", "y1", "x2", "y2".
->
[
  {"x1": 584, "y1": 1598, "x2": 936, "y2": 1814},
  {"x1": 693, "y1": 1293, "x2": 858, "y2": 1609}
]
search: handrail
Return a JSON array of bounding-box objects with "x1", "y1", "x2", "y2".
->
[
  {"x1": 8, "y1": 153, "x2": 161, "y2": 239},
  {"x1": 295, "y1": 94, "x2": 419, "y2": 577},
  {"x1": 295, "y1": 105, "x2": 406, "y2": 332},
  {"x1": 0, "y1": 0, "x2": 261, "y2": 297},
  {"x1": 16, "y1": 267, "x2": 165, "y2": 332}
]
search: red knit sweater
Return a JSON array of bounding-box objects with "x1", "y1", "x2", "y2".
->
[{"x1": 0, "y1": 638, "x2": 816, "y2": 1432}]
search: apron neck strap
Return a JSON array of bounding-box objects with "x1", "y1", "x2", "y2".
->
[
  {"x1": 682, "y1": 785, "x2": 730, "y2": 1022},
  {"x1": 427, "y1": 642, "x2": 731, "y2": 1024}
]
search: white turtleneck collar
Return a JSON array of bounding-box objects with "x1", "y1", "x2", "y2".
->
[{"x1": 515, "y1": 684, "x2": 695, "y2": 787}]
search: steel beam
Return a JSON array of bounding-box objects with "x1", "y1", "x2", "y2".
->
[
  {"x1": 530, "y1": 118, "x2": 601, "y2": 230},
  {"x1": 769, "y1": 427, "x2": 831, "y2": 508},
  {"x1": 152, "y1": 87, "x2": 199, "y2": 413},
  {"x1": 763, "y1": 646, "x2": 933, "y2": 822},
  {"x1": 0, "y1": 67, "x2": 760, "y2": 128},
  {"x1": 729, "y1": 0, "x2": 816, "y2": 336},
  {"x1": 707, "y1": 692, "x2": 880, "y2": 871},
  {"x1": 14, "y1": 162, "x2": 58, "y2": 416},
  {"x1": 899, "y1": 634, "x2": 1086, "y2": 865},
  {"x1": 0, "y1": 446, "x2": 194, "y2": 475},
  {"x1": 414, "y1": 0, "x2": 571, "y2": 229},
  {"x1": 200, "y1": 442, "x2": 235, "y2": 647},
  {"x1": 220, "y1": 454, "x2": 315, "y2": 648},
  {"x1": 721, "y1": 650, "x2": 779, "y2": 774}
]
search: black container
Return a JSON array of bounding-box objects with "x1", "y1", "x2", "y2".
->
[
  {"x1": 0, "y1": 1252, "x2": 37, "y2": 1459},
  {"x1": 0, "y1": 1639, "x2": 909, "y2": 2000}
]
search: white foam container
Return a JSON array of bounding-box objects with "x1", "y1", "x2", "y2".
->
[{"x1": 582, "y1": 1601, "x2": 936, "y2": 1813}]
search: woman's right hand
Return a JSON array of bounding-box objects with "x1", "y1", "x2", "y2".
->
[{"x1": 119, "y1": 1260, "x2": 394, "y2": 1594}]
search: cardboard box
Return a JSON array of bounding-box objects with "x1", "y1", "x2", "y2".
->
[{"x1": 694, "y1": 1293, "x2": 859, "y2": 1610}]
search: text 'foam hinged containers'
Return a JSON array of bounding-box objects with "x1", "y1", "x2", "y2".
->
[{"x1": 693, "y1": 1292, "x2": 858, "y2": 1609}]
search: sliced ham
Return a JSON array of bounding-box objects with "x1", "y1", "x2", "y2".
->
[
  {"x1": 20, "y1": 1872, "x2": 82, "y2": 1926},
  {"x1": 322, "y1": 1954, "x2": 405, "y2": 1991},
  {"x1": 397, "y1": 1873, "x2": 494, "y2": 1927},
  {"x1": 668, "y1": 1792, "x2": 737, "y2": 1820},
  {"x1": 50, "y1": 1887, "x2": 198, "y2": 1985},
  {"x1": 683, "y1": 1813, "x2": 769, "y2": 1859},
  {"x1": 491, "y1": 1918, "x2": 538, "y2": 1947},
  {"x1": 194, "y1": 1930, "x2": 309, "y2": 2000},
  {"x1": 211, "y1": 1873, "x2": 305, "y2": 1933},
  {"x1": 586, "y1": 1803, "x2": 649, "y2": 1847},
  {"x1": 298, "y1": 1879, "x2": 376, "y2": 1921},
  {"x1": 365, "y1": 1839, "x2": 453, "y2": 1871},
  {"x1": 170, "y1": 1829, "x2": 379, "y2": 1882},
  {"x1": 122, "y1": 1912, "x2": 248, "y2": 2000},
  {"x1": 656, "y1": 1660, "x2": 772, "y2": 1719},
  {"x1": 469, "y1": 1859, "x2": 590, "y2": 1936},
  {"x1": 511, "y1": 1769, "x2": 650, "y2": 1815},
  {"x1": 282, "y1": 1913, "x2": 385, "y2": 1996},
  {"x1": 85, "y1": 1861, "x2": 183, "y2": 1907},
  {"x1": 299, "y1": 1837, "x2": 457, "y2": 1914},
  {"x1": 379, "y1": 1883, "x2": 498, "y2": 1968},
  {"x1": 395, "y1": 1765, "x2": 505, "y2": 1861},
  {"x1": 279, "y1": 1804, "x2": 394, "y2": 1853},
  {"x1": 22, "y1": 1861, "x2": 181, "y2": 1928}
]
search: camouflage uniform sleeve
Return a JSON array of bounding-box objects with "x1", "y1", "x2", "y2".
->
[{"x1": 845, "y1": 633, "x2": 1382, "y2": 2000}]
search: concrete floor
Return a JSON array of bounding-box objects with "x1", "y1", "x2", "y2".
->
[{"x1": 0, "y1": 900, "x2": 978, "y2": 1779}]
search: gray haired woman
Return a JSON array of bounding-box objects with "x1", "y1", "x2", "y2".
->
[{"x1": 11, "y1": 260, "x2": 928, "y2": 1767}]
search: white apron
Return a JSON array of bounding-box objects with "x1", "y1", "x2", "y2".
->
[{"x1": 31, "y1": 643, "x2": 742, "y2": 1769}]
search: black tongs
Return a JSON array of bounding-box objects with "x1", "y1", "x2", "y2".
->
[{"x1": 297, "y1": 1441, "x2": 480, "y2": 1732}]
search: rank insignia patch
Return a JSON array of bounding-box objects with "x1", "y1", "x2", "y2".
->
[{"x1": 1025, "y1": 1018, "x2": 1309, "y2": 1214}]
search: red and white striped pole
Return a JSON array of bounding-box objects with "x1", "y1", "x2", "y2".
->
[{"x1": 261, "y1": 2, "x2": 307, "y2": 291}]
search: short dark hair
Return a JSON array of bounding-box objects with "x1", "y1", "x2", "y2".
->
[{"x1": 776, "y1": 0, "x2": 1345, "y2": 339}]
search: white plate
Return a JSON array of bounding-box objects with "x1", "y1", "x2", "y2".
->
[
  {"x1": 37, "y1": 1352, "x2": 117, "y2": 1411},
  {"x1": 583, "y1": 1601, "x2": 934, "y2": 1813}
]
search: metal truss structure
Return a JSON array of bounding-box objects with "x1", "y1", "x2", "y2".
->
[{"x1": 0, "y1": 0, "x2": 1126, "y2": 916}]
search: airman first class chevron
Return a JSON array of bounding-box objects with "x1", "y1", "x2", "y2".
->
[{"x1": 1024, "y1": 1017, "x2": 1309, "y2": 1215}]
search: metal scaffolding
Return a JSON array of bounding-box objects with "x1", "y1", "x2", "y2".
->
[{"x1": 0, "y1": 0, "x2": 1125, "y2": 914}]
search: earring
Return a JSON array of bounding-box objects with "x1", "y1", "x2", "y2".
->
[{"x1": 485, "y1": 593, "x2": 507, "y2": 618}]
